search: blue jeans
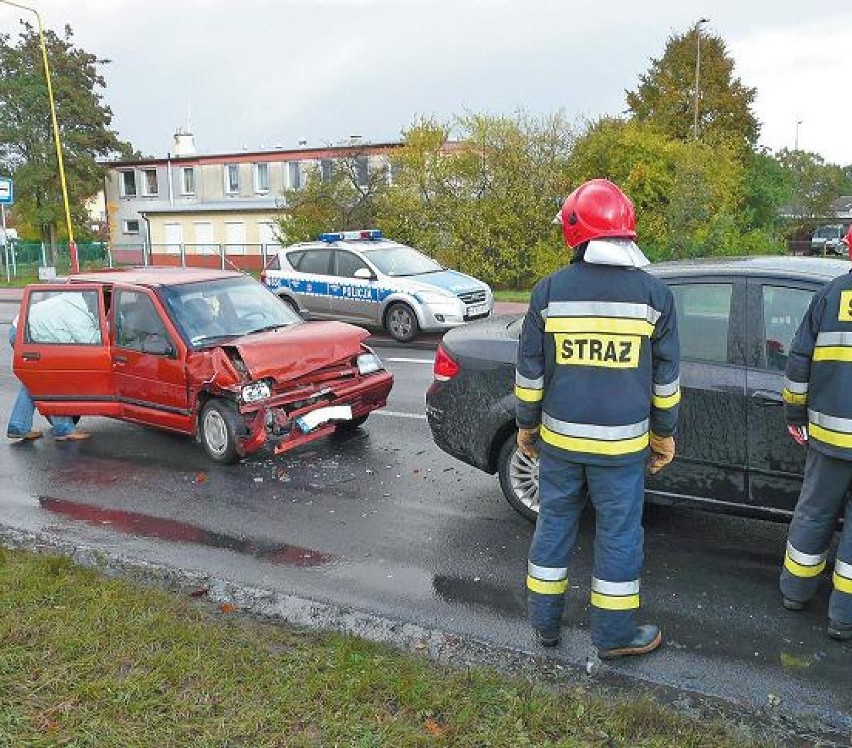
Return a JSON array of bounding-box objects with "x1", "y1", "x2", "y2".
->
[{"x1": 7, "y1": 324, "x2": 75, "y2": 438}]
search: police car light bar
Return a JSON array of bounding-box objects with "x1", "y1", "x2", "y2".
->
[{"x1": 318, "y1": 230, "x2": 383, "y2": 243}]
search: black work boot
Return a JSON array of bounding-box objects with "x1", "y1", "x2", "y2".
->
[
  {"x1": 827, "y1": 619, "x2": 852, "y2": 642},
  {"x1": 782, "y1": 597, "x2": 807, "y2": 611},
  {"x1": 598, "y1": 624, "x2": 662, "y2": 660},
  {"x1": 535, "y1": 628, "x2": 561, "y2": 647}
]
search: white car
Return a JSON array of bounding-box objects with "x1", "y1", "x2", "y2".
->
[{"x1": 261, "y1": 230, "x2": 493, "y2": 342}]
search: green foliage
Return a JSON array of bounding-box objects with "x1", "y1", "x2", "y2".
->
[
  {"x1": 276, "y1": 146, "x2": 391, "y2": 244},
  {"x1": 775, "y1": 148, "x2": 846, "y2": 233},
  {"x1": 625, "y1": 27, "x2": 759, "y2": 148},
  {"x1": 0, "y1": 22, "x2": 132, "y2": 245},
  {"x1": 379, "y1": 112, "x2": 574, "y2": 287}
]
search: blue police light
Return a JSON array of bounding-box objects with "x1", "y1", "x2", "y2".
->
[{"x1": 318, "y1": 230, "x2": 383, "y2": 243}]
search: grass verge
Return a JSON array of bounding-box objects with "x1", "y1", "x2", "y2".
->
[
  {"x1": 0, "y1": 548, "x2": 758, "y2": 747},
  {"x1": 493, "y1": 289, "x2": 531, "y2": 303}
]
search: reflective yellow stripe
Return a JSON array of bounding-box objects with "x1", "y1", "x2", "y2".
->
[
  {"x1": 527, "y1": 576, "x2": 568, "y2": 595},
  {"x1": 515, "y1": 386, "x2": 543, "y2": 403},
  {"x1": 784, "y1": 553, "x2": 826, "y2": 578},
  {"x1": 541, "y1": 425, "x2": 649, "y2": 456},
  {"x1": 808, "y1": 423, "x2": 852, "y2": 449},
  {"x1": 783, "y1": 389, "x2": 807, "y2": 405},
  {"x1": 813, "y1": 347, "x2": 852, "y2": 362},
  {"x1": 590, "y1": 592, "x2": 640, "y2": 610},
  {"x1": 544, "y1": 316, "x2": 654, "y2": 336},
  {"x1": 652, "y1": 390, "x2": 681, "y2": 409},
  {"x1": 833, "y1": 572, "x2": 852, "y2": 595}
]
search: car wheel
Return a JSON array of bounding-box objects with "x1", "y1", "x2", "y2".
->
[
  {"x1": 334, "y1": 414, "x2": 370, "y2": 433},
  {"x1": 497, "y1": 432, "x2": 539, "y2": 522},
  {"x1": 199, "y1": 399, "x2": 242, "y2": 464},
  {"x1": 279, "y1": 295, "x2": 302, "y2": 319},
  {"x1": 385, "y1": 303, "x2": 419, "y2": 343}
]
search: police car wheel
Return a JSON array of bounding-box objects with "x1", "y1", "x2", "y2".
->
[
  {"x1": 199, "y1": 399, "x2": 241, "y2": 465},
  {"x1": 385, "y1": 303, "x2": 419, "y2": 343},
  {"x1": 497, "y1": 433, "x2": 539, "y2": 522}
]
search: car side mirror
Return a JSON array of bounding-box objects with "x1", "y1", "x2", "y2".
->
[{"x1": 353, "y1": 268, "x2": 375, "y2": 281}]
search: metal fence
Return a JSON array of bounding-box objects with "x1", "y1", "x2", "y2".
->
[{"x1": 0, "y1": 241, "x2": 280, "y2": 280}]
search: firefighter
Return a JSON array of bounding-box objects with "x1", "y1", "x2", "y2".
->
[
  {"x1": 516, "y1": 178, "x2": 680, "y2": 658},
  {"x1": 781, "y1": 223, "x2": 852, "y2": 641}
]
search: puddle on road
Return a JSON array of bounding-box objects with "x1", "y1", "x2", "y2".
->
[{"x1": 38, "y1": 496, "x2": 335, "y2": 567}]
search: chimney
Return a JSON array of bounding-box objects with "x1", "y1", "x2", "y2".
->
[{"x1": 173, "y1": 127, "x2": 197, "y2": 157}]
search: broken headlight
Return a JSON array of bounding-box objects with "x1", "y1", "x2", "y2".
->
[
  {"x1": 241, "y1": 380, "x2": 272, "y2": 403},
  {"x1": 356, "y1": 352, "x2": 384, "y2": 375}
]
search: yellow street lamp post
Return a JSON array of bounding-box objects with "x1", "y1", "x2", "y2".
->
[{"x1": 1, "y1": 0, "x2": 79, "y2": 272}]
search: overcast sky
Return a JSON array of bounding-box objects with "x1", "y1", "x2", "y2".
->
[{"x1": 3, "y1": 1, "x2": 850, "y2": 165}]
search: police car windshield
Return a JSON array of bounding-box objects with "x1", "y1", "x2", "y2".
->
[
  {"x1": 162, "y1": 276, "x2": 301, "y2": 347},
  {"x1": 362, "y1": 246, "x2": 442, "y2": 277}
]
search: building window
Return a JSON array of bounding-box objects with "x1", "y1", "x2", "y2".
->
[
  {"x1": 288, "y1": 161, "x2": 302, "y2": 190},
  {"x1": 224, "y1": 164, "x2": 240, "y2": 194},
  {"x1": 120, "y1": 171, "x2": 137, "y2": 198},
  {"x1": 320, "y1": 159, "x2": 334, "y2": 183},
  {"x1": 255, "y1": 163, "x2": 270, "y2": 193},
  {"x1": 122, "y1": 219, "x2": 140, "y2": 234},
  {"x1": 354, "y1": 156, "x2": 369, "y2": 187},
  {"x1": 142, "y1": 168, "x2": 158, "y2": 196},
  {"x1": 181, "y1": 167, "x2": 196, "y2": 195}
]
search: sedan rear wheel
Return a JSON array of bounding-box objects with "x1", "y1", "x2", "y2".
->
[
  {"x1": 385, "y1": 303, "x2": 419, "y2": 343},
  {"x1": 199, "y1": 399, "x2": 242, "y2": 465},
  {"x1": 497, "y1": 432, "x2": 539, "y2": 522}
]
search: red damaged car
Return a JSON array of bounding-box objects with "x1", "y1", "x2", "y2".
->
[{"x1": 12, "y1": 268, "x2": 393, "y2": 463}]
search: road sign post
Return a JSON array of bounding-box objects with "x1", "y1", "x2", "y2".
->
[{"x1": 0, "y1": 177, "x2": 12, "y2": 283}]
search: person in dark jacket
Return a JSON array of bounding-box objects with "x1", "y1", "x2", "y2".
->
[
  {"x1": 516, "y1": 179, "x2": 680, "y2": 658},
  {"x1": 781, "y1": 224, "x2": 852, "y2": 641}
]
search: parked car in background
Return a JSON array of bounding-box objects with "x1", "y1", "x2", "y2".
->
[
  {"x1": 426, "y1": 256, "x2": 848, "y2": 522},
  {"x1": 810, "y1": 225, "x2": 847, "y2": 256},
  {"x1": 13, "y1": 268, "x2": 393, "y2": 464},
  {"x1": 261, "y1": 230, "x2": 493, "y2": 343}
]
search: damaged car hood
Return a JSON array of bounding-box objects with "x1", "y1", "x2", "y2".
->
[{"x1": 228, "y1": 321, "x2": 369, "y2": 381}]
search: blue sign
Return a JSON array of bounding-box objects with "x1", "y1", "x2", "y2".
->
[{"x1": 0, "y1": 177, "x2": 12, "y2": 205}]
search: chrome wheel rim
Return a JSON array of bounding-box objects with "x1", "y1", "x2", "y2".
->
[
  {"x1": 203, "y1": 409, "x2": 228, "y2": 456},
  {"x1": 388, "y1": 308, "x2": 413, "y2": 339},
  {"x1": 509, "y1": 447, "x2": 539, "y2": 514}
]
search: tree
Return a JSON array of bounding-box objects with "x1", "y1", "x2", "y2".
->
[
  {"x1": 776, "y1": 148, "x2": 846, "y2": 231},
  {"x1": 380, "y1": 112, "x2": 575, "y2": 286},
  {"x1": 625, "y1": 28, "x2": 759, "y2": 148},
  {"x1": 276, "y1": 145, "x2": 391, "y2": 244},
  {"x1": 0, "y1": 22, "x2": 132, "y2": 251}
]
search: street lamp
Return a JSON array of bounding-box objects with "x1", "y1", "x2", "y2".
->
[
  {"x1": 692, "y1": 17, "x2": 709, "y2": 140},
  {"x1": 0, "y1": 0, "x2": 78, "y2": 272},
  {"x1": 795, "y1": 119, "x2": 803, "y2": 151}
]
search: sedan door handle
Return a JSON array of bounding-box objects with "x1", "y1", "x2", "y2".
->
[
  {"x1": 751, "y1": 390, "x2": 784, "y2": 406},
  {"x1": 21, "y1": 351, "x2": 40, "y2": 361},
  {"x1": 113, "y1": 354, "x2": 128, "y2": 365}
]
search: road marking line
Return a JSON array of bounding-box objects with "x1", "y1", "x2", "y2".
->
[
  {"x1": 386, "y1": 357, "x2": 433, "y2": 364},
  {"x1": 375, "y1": 410, "x2": 428, "y2": 420}
]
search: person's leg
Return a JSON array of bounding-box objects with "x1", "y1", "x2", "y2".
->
[
  {"x1": 586, "y1": 461, "x2": 651, "y2": 652},
  {"x1": 828, "y1": 489, "x2": 852, "y2": 639},
  {"x1": 6, "y1": 384, "x2": 41, "y2": 440},
  {"x1": 527, "y1": 453, "x2": 587, "y2": 643},
  {"x1": 780, "y1": 450, "x2": 850, "y2": 607}
]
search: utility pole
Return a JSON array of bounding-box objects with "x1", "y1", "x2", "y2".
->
[{"x1": 693, "y1": 18, "x2": 709, "y2": 140}]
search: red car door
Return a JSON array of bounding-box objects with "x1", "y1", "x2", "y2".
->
[
  {"x1": 111, "y1": 286, "x2": 192, "y2": 433},
  {"x1": 13, "y1": 284, "x2": 117, "y2": 417}
]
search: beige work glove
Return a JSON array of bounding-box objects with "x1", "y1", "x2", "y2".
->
[
  {"x1": 648, "y1": 432, "x2": 675, "y2": 474},
  {"x1": 517, "y1": 426, "x2": 540, "y2": 460}
]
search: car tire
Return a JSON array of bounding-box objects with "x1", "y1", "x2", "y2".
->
[
  {"x1": 497, "y1": 432, "x2": 539, "y2": 522},
  {"x1": 199, "y1": 399, "x2": 242, "y2": 465},
  {"x1": 385, "y1": 303, "x2": 419, "y2": 343},
  {"x1": 279, "y1": 295, "x2": 302, "y2": 319},
  {"x1": 334, "y1": 414, "x2": 370, "y2": 433}
]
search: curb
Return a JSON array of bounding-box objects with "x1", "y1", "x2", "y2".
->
[{"x1": 0, "y1": 522, "x2": 843, "y2": 743}]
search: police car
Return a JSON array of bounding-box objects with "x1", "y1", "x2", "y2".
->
[{"x1": 261, "y1": 230, "x2": 494, "y2": 342}]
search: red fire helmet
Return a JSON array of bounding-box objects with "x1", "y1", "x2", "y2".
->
[{"x1": 560, "y1": 179, "x2": 637, "y2": 248}]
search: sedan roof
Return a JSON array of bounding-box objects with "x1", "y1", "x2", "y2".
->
[
  {"x1": 71, "y1": 267, "x2": 246, "y2": 288},
  {"x1": 649, "y1": 255, "x2": 849, "y2": 282}
]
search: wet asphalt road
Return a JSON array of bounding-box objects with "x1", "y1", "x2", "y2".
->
[{"x1": 0, "y1": 303, "x2": 850, "y2": 735}]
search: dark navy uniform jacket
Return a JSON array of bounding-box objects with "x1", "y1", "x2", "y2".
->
[
  {"x1": 784, "y1": 270, "x2": 852, "y2": 461},
  {"x1": 515, "y1": 258, "x2": 680, "y2": 465}
]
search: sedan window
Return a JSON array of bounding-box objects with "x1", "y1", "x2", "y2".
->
[
  {"x1": 761, "y1": 286, "x2": 813, "y2": 372},
  {"x1": 26, "y1": 290, "x2": 101, "y2": 345},
  {"x1": 669, "y1": 283, "x2": 732, "y2": 363},
  {"x1": 294, "y1": 249, "x2": 332, "y2": 275},
  {"x1": 115, "y1": 290, "x2": 173, "y2": 354},
  {"x1": 334, "y1": 250, "x2": 370, "y2": 278}
]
